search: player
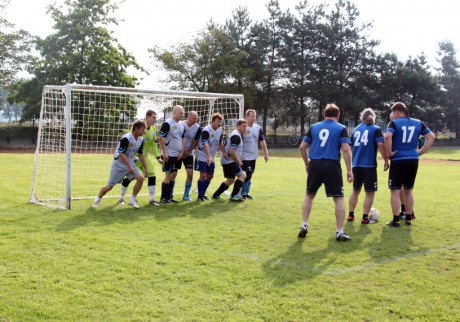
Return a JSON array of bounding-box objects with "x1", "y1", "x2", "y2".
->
[
  {"x1": 240, "y1": 109, "x2": 269, "y2": 200},
  {"x1": 348, "y1": 108, "x2": 389, "y2": 224},
  {"x1": 211, "y1": 119, "x2": 248, "y2": 202},
  {"x1": 158, "y1": 105, "x2": 186, "y2": 203},
  {"x1": 195, "y1": 113, "x2": 225, "y2": 201},
  {"x1": 180, "y1": 111, "x2": 201, "y2": 201},
  {"x1": 384, "y1": 102, "x2": 435, "y2": 226},
  {"x1": 92, "y1": 120, "x2": 149, "y2": 209},
  {"x1": 118, "y1": 110, "x2": 163, "y2": 206},
  {"x1": 298, "y1": 104, "x2": 353, "y2": 241}
]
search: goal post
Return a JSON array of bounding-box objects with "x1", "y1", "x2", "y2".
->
[{"x1": 29, "y1": 84, "x2": 244, "y2": 209}]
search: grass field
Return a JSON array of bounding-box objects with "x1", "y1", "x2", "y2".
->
[{"x1": 1, "y1": 149, "x2": 459, "y2": 321}]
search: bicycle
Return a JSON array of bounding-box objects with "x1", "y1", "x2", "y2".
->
[{"x1": 287, "y1": 131, "x2": 307, "y2": 146}]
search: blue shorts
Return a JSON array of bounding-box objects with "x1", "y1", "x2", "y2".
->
[{"x1": 195, "y1": 160, "x2": 215, "y2": 175}]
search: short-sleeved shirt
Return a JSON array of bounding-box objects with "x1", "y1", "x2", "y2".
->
[
  {"x1": 138, "y1": 125, "x2": 160, "y2": 159},
  {"x1": 195, "y1": 124, "x2": 223, "y2": 163},
  {"x1": 303, "y1": 119, "x2": 351, "y2": 160},
  {"x1": 241, "y1": 124, "x2": 265, "y2": 161},
  {"x1": 221, "y1": 129, "x2": 243, "y2": 165},
  {"x1": 112, "y1": 132, "x2": 144, "y2": 171},
  {"x1": 351, "y1": 123, "x2": 384, "y2": 168},
  {"x1": 386, "y1": 117, "x2": 431, "y2": 161},
  {"x1": 181, "y1": 121, "x2": 201, "y2": 152},
  {"x1": 158, "y1": 118, "x2": 186, "y2": 157}
]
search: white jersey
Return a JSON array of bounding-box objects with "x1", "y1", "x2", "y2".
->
[
  {"x1": 112, "y1": 132, "x2": 144, "y2": 171},
  {"x1": 242, "y1": 123, "x2": 264, "y2": 161},
  {"x1": 196, "y1": 124, "x2": 223, "y2": 162},
  {"x1": 221, "y1": 129, "x2": 243, "y2": 165},
  {"x1": 181, "y1": 121, "x2": 200, "y2": 152},
  {"x1": 158, "y1": 118, "x2": 185, "y2": 157}
]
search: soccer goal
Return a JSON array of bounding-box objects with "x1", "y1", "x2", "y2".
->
[{"x1": 29, "y1": 84, "x2": 244, "y2": 209}]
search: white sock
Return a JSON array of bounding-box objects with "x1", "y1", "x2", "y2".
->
[
  {"x1": 120, "y1": 185, "x2": 128, "y2": 199},
  {"x1": 336, "y1": 229, "x2": 343, "y2": 235},
  {"x1": 94, "y1": 196, "x2": 101, "y2": 202},
  {"x1": 130, "y1": 195, "x2": 136, "y2": 203},
  {"x1": 302, "y1": 222, "x2": 308, "y2": 228},
  {"x1": 148, "y1": 185, "x2": 156, "y2": 201}
]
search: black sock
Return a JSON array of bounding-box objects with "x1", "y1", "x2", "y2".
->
[
  {"x1": 231, "y1": 180, "x2": 243, "y2": 196},
  {"x1": 213, "y1": 182, "x2": 229, "y2": 197},
  {"x1": 362, "y1": 214, "x2": 368, "y2": 220},
  {"x1": 401, "y1": 204, "x2": 406, "y2": 213},
  {"x1": 168, "y1": 181, "x2": 175, "y2": 199},
  {"x1": 349, "y1": 211, "x2": 354, "y2": 217},
  {"x1": 161, "y1": 182, "x2": 169, "y2": 200},
  {"x1": 393, "y1": 215, "x2": 400, "y2": 222}
]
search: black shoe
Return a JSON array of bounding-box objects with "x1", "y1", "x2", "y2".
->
[
  {"x1": 197, "y1": 196, "x2": 205, "y2": 202},
  {"x1": 405, "y1": 219, "x2": 412, "y2": 226},
  {"x1": 298, "y1": 225, "x2": 308, "y2": 238},
  {"x1": 203, "y1": 196, "x2": 210, "y2": 201},
  {"x1": 336, "y1": 232, "x2": 352, "y2": 241},
  {"x1": 168, "y1": 198, "x2": 179, "y2": 203},
  {"x1": 386, "y1": 220, "x2": 400, "y2": 227},
  {"x1": 160, "y1": 198, "x2": 172, "y2": 204},
  {"x1": 347, "y1": 215, "x2": 355, "y2": 222},
  {"x1": 245, "y1": 194, "x2": 254, "y2": 200}
]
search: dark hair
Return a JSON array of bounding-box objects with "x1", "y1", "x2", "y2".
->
[
  {"x1": 390, "y1": 102, "x2": 409, "y2": 116},
  {"x1": 146, "y1": 110, "x2": 157, "y2": 117},
  {"x1": 132, "y1": 120, "x2": 146, "y2": 130},
  {"x1": 324, "y1": 104, "x2": 340, "y2": 118},
  {"x1": 212, "y1": 113, "x2": 224, "y2": 122},
  {"x1": 236, "y1": 119, "x2": 247, "y2": 126}
]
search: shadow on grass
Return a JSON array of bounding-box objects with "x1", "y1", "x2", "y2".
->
[
  {"x1": 261, "y1": 220, "x2": 415, "y2": 286},
  {"x1": 54, "y1": 198, "x2": 242, "y2": 231}
]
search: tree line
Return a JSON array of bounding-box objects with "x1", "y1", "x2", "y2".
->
[{"x1": 1, "y1": 0, "x2": 459, "y2": 139}]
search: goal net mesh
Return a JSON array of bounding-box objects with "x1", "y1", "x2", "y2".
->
[{"x1": 30, "y1": 85, "x2": 244, "y2": 209}]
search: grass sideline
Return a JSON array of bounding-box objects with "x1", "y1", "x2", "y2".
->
[{"x1": 0, "y1": 151, "x2": 459, "y2": 320}]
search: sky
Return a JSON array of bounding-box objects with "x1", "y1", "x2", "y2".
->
[{"x1": 5, "y1": 0, "x2": 460, "y2": 89}]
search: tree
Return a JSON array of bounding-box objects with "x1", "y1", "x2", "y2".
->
[
  {"x1": 0, "y1": 0, "x2": 35, "y2": 90},
  {"x1": 437, "y1": 40, "x2": 460, "y2": 138},
  {"x1": 13, "y1": 0, "x2": 144, "y2": 126}
]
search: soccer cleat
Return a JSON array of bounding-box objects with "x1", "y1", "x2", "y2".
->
[
  {"x1": 197, "y1": 196, "x2": 205, "y2": 202},
  {"x1": 117, "y1": 198, "x2": 125, "y2": 205},
  {"x1": 347, "y1": 215, "x2": 355, "y2": 222},
  {"x1": 168, "y1": 198, "x2": 179, "y2": 203},
  {"x1": 405, "y1": 219, "x2": 412, "y2": 226},
  {"x1": 160, "y1": 198, "x2": 172, "y2": 204},
  {"x1": 361, "y1": 218, "x2": 370, "y2": 224},
  {"x1": 230, "y1": 195, "x2": 244, "y2": 202},
  {"x1": 149, "y1": 200, "x2": 160, "y2": 206},
  {"x1": 244, "y1": 194, "x2": 254, "y2": 200},
  {"x1": 182, "y1": 196, "x2": 192, "y2": 201},
  {"x1": 336, "y1": 232, "x2": 352, "y2": 241},
  {"x1": 203, "y1": 196, "x2": 210, "y2": 201},
  {"x1": 298, "y1": 225, "x2": 308, "y2": 238},
  {"x1": 128, "y1": 199, "x2": 140, "y2": 209},
  {"x1": 211, "y1": 195, "x2": 221, "y2": 200},
  {"x1": 386, "y1": 220, "x2": 400, "y2": 227},
  {"x1": 92, "y1": 198, "x2": 101, "y2": 208}
]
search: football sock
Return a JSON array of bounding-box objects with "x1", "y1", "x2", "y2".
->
[
  {"x1": 184, "y1": 182, "x2": 191, "y2": 197},
  {"x1": 302, "y1": 222, "x2": 308, "y2": 228},
  {"x1": 161, "y1": 182, "x2": 169, "y2": 200},
  {"x1": 120, "y1": 185, "x2": 128, "y2": 200},
  {"x1": 336, "y1": 229, "x2": 343, "y2": 235},
  {"x1": 168, "y1": 181, "x2": 175, "y2": 199},
  {"x1": 401, "y1": 204, "x2": 406, "y2": 213},
  {"x1": 148, "y1": 185, "x2": 156, "y2": 201},
  {"x1": 197, "y1": 180, "x2": 205, "y2": 197},
  {"x1": 393, "y1": 215, "x2": 400, "y2": 222},
  {"x1": 204, "y1": 180, "x2": 211, "y2": 194},
  {"x1": 246, "y1": 181, "x2": 252, "y2": 195},
  {"x1": 362, "y1": 214, "x2": 368, "y2": 220},
  {"x1": 348, "y1": 211, "x2": 354, "y2": 217},
  {"x1": 231, "y1": 179, "x2": 243, "y2": 196},
  {"x1": 213, "y1": 182, "x2": 229, "y2": 197},
  {"x1": 241, "y1": 181, "x2": 249, "y2": 195}
]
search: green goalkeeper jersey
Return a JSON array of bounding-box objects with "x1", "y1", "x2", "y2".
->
[{"x1": 142, "y1": 125, "x2": 160, "y2": 159}]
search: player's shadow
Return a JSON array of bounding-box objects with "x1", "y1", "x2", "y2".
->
[
  {"x1": 262, "y1": 229, "x2": 362, "y2": 286},
  {"x1": 367, "y1": 222, "x2": 415, "y2": 262}
]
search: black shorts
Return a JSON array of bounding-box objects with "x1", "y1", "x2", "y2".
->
[
  {"x1": 388, "y1": 159, "x2": 419, "y2": 190},
  {"x1": 242, "y1": 160, "x2": 256, "y2": 174},
  {"x1": 162, "y1": 156, "x2": 181, "y2": 173},
  {"x1": 352, "y1": 167, "x2": 378, "y2": 192},
  {"x1": 307, "y1": 159, "x2": 343, "y2": 197},
  {"x1": 181, "y1": 155, "x2": 194, "y2": 169},
  {"x1": 222, "y1": 163, "x2": 244, "y2": 179}
]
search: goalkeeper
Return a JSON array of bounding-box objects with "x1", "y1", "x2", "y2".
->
[{"x1": 118, "y1": 110, "x2": 163, "y2": 206}]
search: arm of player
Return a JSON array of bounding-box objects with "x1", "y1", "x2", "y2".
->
[
  {"x1": 178, "y1": 137, "x2": 186, "y2": 160},
  {"x1": 158, "y1": 136, "x2": 168, "y2": 162},
  {"x1": 228, "y1": 148, "x2": 242, "y2": 166},
  {"x1": 138, "y1": 154, "x2": 149, "y2": 177},
  {"x1": 299, "y1": 140, "x2": 309, "y2": 172},
  {"x1": 418, "y1": 131, "x2": 435, "y2": 156},
  {"x1": 341, "y1": 142, "x2": 353, "y2": 183},
  {"x1": 384, "y1": 132, "x2": 396, "y2": 159},
  {"x1": 203, "y1": 142, "x2": 212, "y2": 166},
  {"x1": 118, "y1": 153, "x2": 134, "y2": 174},
  {"x1": 377, "y1": 142, "x2": 389, "y2": 171},
  {"x1": 260, "y1": 139, "x2": 269, "y2": 162}
]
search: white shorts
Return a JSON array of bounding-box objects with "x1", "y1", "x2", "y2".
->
[{"x1": 107, "y1": 161, "x2": 141, "y2": 186}]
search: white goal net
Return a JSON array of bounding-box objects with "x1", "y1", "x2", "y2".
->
[{"x1": 30, "y1": 84, "x2": 244, "y2": 209}]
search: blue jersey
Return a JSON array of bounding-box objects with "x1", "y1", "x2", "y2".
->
[
  {"x1": 303, "y1": 119, "x2": 350, "y2": 161},
  {"x1": 351, "y1": 123, "x2": 384, "y2": 168},
  {"x1": 386, "y1": 117, "x2": 430, "y2": 161}
]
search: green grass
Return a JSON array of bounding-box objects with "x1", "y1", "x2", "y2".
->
[{"x1": 0, "y1": 152, "x2": 459, "y2": 321}]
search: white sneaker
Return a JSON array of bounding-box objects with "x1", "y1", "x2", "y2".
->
[
  {"x1": 128, "y1": 199, "x2": 140, "y2": 209},
  {"x1": 117, "y1": 198, "x2": 125, "y2": 205},
  {"x1": 92, "y1": 197, "x2": 101, "y2": 208}
]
